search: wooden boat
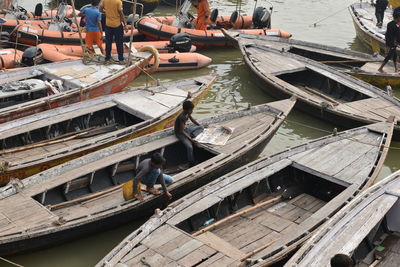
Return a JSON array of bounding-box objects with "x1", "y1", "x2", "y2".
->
[
  {"x1": 285, "y1": 170, "x2": 400, "y2": 266},
  {"x1": 0, "y1": 50, "x2": 152, "y2": 123},
  {"x1": 0, "y1": 98, "x2": 295, "y2": 255},
  {"x1": 0, "y1": 75, "x2": 214, "y2": 185},
  {"x1": 224, "y1": 33, "x2": 400, "y2": 89},
  {"x1": 0, "y1": 48, "x2": 22, "y2": 69},
  {"x1": 137, "y1": 16, "x2": 291, "y2": 48},
  {"x1": 34, "y1": 43, "x2": 211, "y2": 72},
  {"x1": 231, "y1": 33, "x2": 400, "y2": 139},
  {"x1": 97, "y1": 119, "x2": 393, "y2": 267},
  {"x1": 349, "y1": 2, "x2": 395, "y2": 55}
]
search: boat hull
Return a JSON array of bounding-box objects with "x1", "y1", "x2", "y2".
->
[
  {"x1": 73, "y1": 0, "x2": 159, "y2": 15},
  {"x1": 0, "y1": 81, "x2": 211, "y2": 185}
]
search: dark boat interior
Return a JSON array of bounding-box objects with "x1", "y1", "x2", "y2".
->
[
  {"x1": 32, "y1": 141, "x2": 218, "y2": 206},
  {"x1": 0, "y1": 70, "x2": 79, "y2": 109},
  {"x1": 0, "y1": 106, "x2": 144, "y2": 150},
  {"x1": 176, "y1": 164, "x2": 346, "y2": 234},
  {"x1": 287, "y1": 46, "x2": 367, "y2": 68},
  {"x1": 276, "y1": 68, "x2": 370, "y2": 103}
]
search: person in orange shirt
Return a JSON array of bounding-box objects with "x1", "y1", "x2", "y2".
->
[{"x1": 194, "y1": 0, "x2": 210, "y2": 30}]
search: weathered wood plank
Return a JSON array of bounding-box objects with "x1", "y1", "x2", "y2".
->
[{"x1": 195, "y1": 232, "x2": 246, "y2": 260}]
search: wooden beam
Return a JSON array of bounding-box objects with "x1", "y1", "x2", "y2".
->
[{"x1": 192, "y1": 196, "x2": 282, "y2": 237}]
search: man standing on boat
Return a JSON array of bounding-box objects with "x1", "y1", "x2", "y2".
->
[
  {"x1": 375, "y1": 0, "x2": 389, "y2": 27},
  {"x1": 378, "y1": 12, "x2": 400, "y2": 72},
  {"x1": 193, "y1": 0, "x2": 210, "y2": 30},
  {"x1": 79, "y1": 0, "x2": 104, "y2": 55},
  {"x1": 100, "y1": 0, "x2": 127, "y2": 63}
]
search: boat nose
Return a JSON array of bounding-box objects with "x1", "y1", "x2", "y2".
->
[{"x1": 196, "y1": 53, "x2": 212, "y2": 68}]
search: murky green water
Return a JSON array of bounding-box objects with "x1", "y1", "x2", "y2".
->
[{"x1": 6, "y1": 0, "x2": 400, "y2": 266}]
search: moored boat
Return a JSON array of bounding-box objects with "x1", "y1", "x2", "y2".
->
[
  {"x1": 73, "y1": 0, "x2": 160, "y2": 15},
  {"x1": 0, "y1": 48, "x2": 22, "y2": 69},
  {"x1": 0, "y1": 50, "x2": 152, "y2": 123},
  {"x1": 0, "y1": 98, "x2": 295, "y2": 255},
  {"x1": 285, "y1": 169, "x2": 400, "y2": 267},
  {"x1": 97, "y1": 119, "x2": 393, "y2": 267},
  {"x1": 224, "y1": 33, "x2": 400, "y2": 89},
  {"x1": 231, "y1": 33, "x2": 400, "y2": 139},
  {"x1": 349, "y1": 2, "x2": 395, "y2": 55},
  {"x1": 34, "y1": 43, "x2": 210, "y2": 72},
  {"x1": 0, "y1": 75, "x2": 214, "y2": 185}
]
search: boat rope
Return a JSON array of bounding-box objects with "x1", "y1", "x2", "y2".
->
[
  {"x1": 0, "y1": 257, "x2": 24, "y2": 267},
  {"x1": 311, "y1": 6, "x2": 349, "y2": 27}
]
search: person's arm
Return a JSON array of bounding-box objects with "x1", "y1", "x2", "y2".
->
[
  {"x1": 97, "y1": 13, "x2": 103, "y2": 33},
  {"x1": 189, "y1": 114, "x2": 201, "y2": 126},
  {"x1": 178, "y1": 120, "x2": 195, "y2": 141},
  {"x1": 117, "y1": 1, "x2": 127, "y2": 30},
  {"x1": 99, "y1": 1, "x2": 105, "y2": 13},
  {"x1": 78, "y1": 8, "x2": 85, "y2": 17}
]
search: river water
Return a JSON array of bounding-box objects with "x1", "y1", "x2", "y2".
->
[{"x1": 7, "y1": 0, "x2": 400, "y2": 266}]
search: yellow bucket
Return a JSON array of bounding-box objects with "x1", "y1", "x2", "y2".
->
[
  {"x1": 390, "y1": 0, "x2": 400, "y2": 8},
  {"x1": 122, "y1": 180, "x2": 141, "y2": 200}
]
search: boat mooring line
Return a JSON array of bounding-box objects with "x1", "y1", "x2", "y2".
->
[
  {"x1": 0, "y1": 257, "x2": 24, "y2": 267},
  {"x1": 311, "y1": 6, "x2": 349, "y2": 27}
]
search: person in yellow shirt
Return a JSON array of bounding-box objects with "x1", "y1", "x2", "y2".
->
[{"x1": 99, "y1": 0, "x2": 127, "y2": 62}]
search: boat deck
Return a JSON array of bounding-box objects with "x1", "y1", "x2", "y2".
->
[{"x1": 116, "y1": 193, "x2": 326, "y2": 267}]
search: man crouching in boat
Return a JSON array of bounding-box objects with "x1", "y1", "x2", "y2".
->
[
  {"x1": 192, "y1": 0, "x2": 210, "y2": 30},
  {"x1": 79, "y1": 0, "x2": 105, "y2": 55},
  {"x1": 378, "y1": 11, "x2": 400, "y2": 72},
  {"x1": 132, "y1": 153, "x2": 174, "y2": 201}
]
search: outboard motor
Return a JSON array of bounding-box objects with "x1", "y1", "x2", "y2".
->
[
  {"x1": 167, "y1": 33, "x2": 192, "y2": 53},
  {"x1": 34, "y1": 3, "x2": 43, "y2": 18},
  {"x1": 252, "y1": 7, "x2": 271, "y2": 29},
  {"x1": 127, "y1": 14, "x2": 139, "y2": 25},
  {"x1": 22, "y1": 47, "x2": 44, "y2": 66}
]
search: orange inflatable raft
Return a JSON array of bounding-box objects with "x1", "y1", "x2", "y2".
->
[
  {"x1": 36, "y1": 43, "x2": 211, "y2": 72},
  {"x1": 0, "y1": 5, "x2": 78, "y2": 20},
  {"x1": 10, "y1": 24, "x2": 145, "y2": 46},
  {"x1": 137, "y1": 15, "x2": 291, "y2": 47},
  {"x1": 0, "y1": 48, "x2": 22, "y2": 69}
]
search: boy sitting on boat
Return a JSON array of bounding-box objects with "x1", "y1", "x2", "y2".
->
[
  {"x1": 132, "y1": 153, "x2": 173, "y2": 201},
  {"x1": 378, "y1": 11, "x2": 400, "y2": 72},
  {"x1": 79, "y1": 0, "x2": 104, "y2": 55},
  {"x1": 174, "y1": 100, "x2": 204, "y2": 167}
]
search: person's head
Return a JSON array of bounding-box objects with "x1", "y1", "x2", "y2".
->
[
  {"x1": 151, "y1": 152, "x2": 166, "y2": 169},
  {"x1": 91, "y1": 0, "x2": 100, "y2": 6},
  {"x1": 182, "y1": 100, "x2": 195, "y2": 115},
  {"x1": 330, "y1": 254, "x2": 354, "y2": 267}
]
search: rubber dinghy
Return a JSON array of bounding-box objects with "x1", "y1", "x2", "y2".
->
[
  {"x1": 97, "y1": 119, "x2": 393, "y2": 267},
  {"x1": 0, "y1": 75, "x2": 215, "y2": 184},
  {"x1": 232, "y1": 33, "x2": 400, "y2": 140},
  {"x1": 0, "y1": 98, "x2": 295, "y2": 255},
  {"x1": 286, "y1": 169, "x2": 400, "y2": 267},
  {"x1": 33, "y1": 43, "x2": 211, "y2": 72}
]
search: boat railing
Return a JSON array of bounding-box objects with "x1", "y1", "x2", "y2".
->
[{"x1": 122, "y1": 0, "x2": 144, "y2": 19}]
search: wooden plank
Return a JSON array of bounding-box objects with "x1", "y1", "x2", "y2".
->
[
  {"x1": 195, "y1": 231, "x2": 246, "y2": 260},
  {"x1": 177, "y1": 245, "x2": 217, "y2": 267},
  {"x1": 166, "y1": 239, "x2": 203, "y2": 261},
  {"x1": 240, "y1": 231, "x2": 281, "y2": 254},
  {"x1": 196, "y1": 253, "x2": 224, "y2": 267},
  {"x1": 120, "y1": 245, "x2": 149, "y2": 263},
  {"x1": 141, "y1": 224, "x2": 183, "y2": 249},
  {"x1": 256, "y1": 212, "x2": 293, "y2": 233}
]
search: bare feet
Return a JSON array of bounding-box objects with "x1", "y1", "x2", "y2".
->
[
  {"x1": 133, "y1": 193, "x2": 144, "y2": 202},
  {"x1": 378, "y1": 68, "x2": 385, "y2": 73},
  {"x1": 147, "y1": 187, "x2": 161, "y2": 195}
]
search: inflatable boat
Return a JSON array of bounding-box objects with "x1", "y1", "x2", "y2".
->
[
  {"x1": 0, "y1": 48, "x2": 22, "y2": 69},
  {"x1": 137, "y1": 5, "x2": 291, "y2": 47},
  {"x1": 32, "y1": 43, "x2": 211, "y2": 72}
]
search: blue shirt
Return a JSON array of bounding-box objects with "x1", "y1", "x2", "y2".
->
[{"x1": 82, "y1": 6, "x2": 102, "y2": 32}]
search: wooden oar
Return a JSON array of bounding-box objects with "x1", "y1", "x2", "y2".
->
[
  {"x1": 192, "y1": 196, "x2": 282, "y2": 237},
  {"x1": 240, "y1": 238, "x2": 281, "y2": 262}
]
